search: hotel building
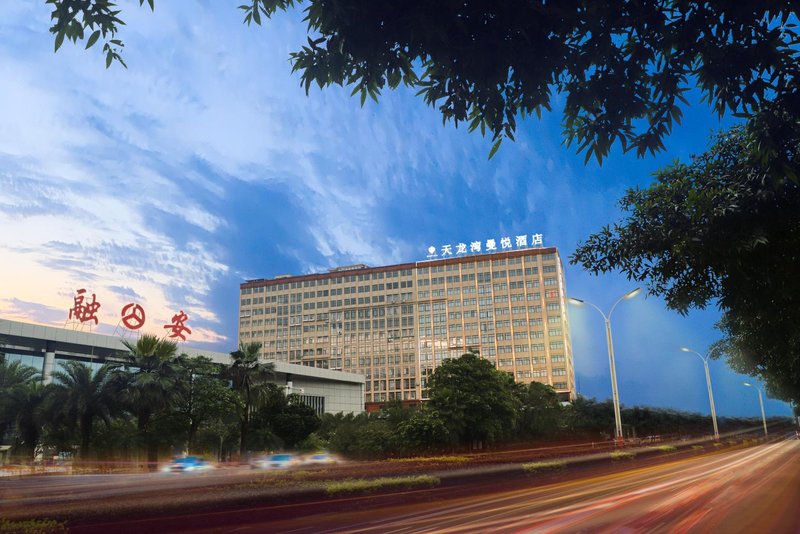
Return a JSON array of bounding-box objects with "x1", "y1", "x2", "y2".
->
[{"x1": 238, "y1": 246, "x2": 576, "y2": 407}]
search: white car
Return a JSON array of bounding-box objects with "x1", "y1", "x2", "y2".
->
[
  {"x1": 251, "y1": 453, "x2": 301, "y2": 469},
  {"x1": 303, "y1": 452, "x2": 340, "y2": 466}
]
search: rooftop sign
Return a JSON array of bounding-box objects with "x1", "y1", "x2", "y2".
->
[{"x1": 425, "y1": 233, "x2": 543, "y2": 260}]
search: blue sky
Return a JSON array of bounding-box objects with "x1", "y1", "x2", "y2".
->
[{"x1": 0, "y1": 2, "x2": 791, "y2": 418}]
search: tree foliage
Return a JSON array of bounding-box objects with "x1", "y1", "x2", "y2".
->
[
  {"x1": 115, "y1": 334, "x2": 186, "y2": 467},
  {"x1": 178, "y1": 356, "x2": 237, "y2": 454},
  {"x1": 516, "y1": 382, "x2": 564, "y2": 439},
  {"x1": 571, "y1": 109, "x2": 800, "y2": 403},
  {"x1": 227, "y1": 341, "x2": 275, "y2": 455},
  {"x1": 47, "y1": 361, "x2": 118, "y2": 458},
  {"x1": 47, "y1": 1, "x2": 799, "y2": 161},
  {"x1": 427, "y1": 351, "x2": 520, "y2": 446}
]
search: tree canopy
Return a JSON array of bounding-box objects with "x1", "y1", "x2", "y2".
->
[
  {"x1": 46, "y1": 0, "x2": 799, "y2": 161},
  {"x1": 427, "y1": 351, "x2": 520, "y2": 446},
  {"x1": 571, "y1": 111, "x2": 800, "y2": 403}
]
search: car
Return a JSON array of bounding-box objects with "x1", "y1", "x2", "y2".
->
[
  {"x1": 251, "y1": 453, "x2": 300, "y2": 470},
  {"x1": 302, "y1": 452, "x2": 340, "y2": 466},
  {"x1": 162, "y1": 456, "x2": 214, "y2": 473}
]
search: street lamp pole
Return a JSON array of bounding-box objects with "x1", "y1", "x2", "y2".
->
[
  {"x1": 569, "y1": 288, "x2": 641, "y2": 443},
  {"x1": 743, "y1": 382, "x2": 768, "y2": 437},
  {"x1": 680, "y1": 348, "x2": 719, "y2": 441}
]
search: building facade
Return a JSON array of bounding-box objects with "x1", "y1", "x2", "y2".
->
[{"x1": 239, "y1": 247, "x2": 575, "y2": 406}]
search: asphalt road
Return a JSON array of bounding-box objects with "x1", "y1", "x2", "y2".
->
[
  {"x1": 69, "y1": 439, "x2": 797, "y2": 533},
  {"x1": 4, "y1": 438, "x2": 798, "y2": 533}
]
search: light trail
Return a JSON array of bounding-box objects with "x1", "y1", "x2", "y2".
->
[{"x1": 254, "y1": 440, "x2": 800, "y2": 534}]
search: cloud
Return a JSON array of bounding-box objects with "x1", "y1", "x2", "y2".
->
[{"x1": 0, "y1": 298, "x2": 65, "y2": 325}]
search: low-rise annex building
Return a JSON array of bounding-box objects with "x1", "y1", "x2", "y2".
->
[{"x1": 0, "y1": 318, "x2": 364, "y2": 415}]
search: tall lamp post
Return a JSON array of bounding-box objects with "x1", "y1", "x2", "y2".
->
[
  {"x1": 743, "y1": 382, "x2": 768, "y2": 437},
  {"x1": 680, "y1": 347, "x2": 720, "y2": 441},
  {"x1": 568, "y1": 288, "x2": 641, "y2": 443}
]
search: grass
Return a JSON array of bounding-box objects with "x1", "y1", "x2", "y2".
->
[
  {"x1": 325, "y1": 475, "x2": 440, "y2": 496},
  {"x1": 239, "y1": 468, "x2": 326, "y2": 488},
  {"x1": 691, "y1": 445, "x2": 705, "y2": 450},
  {"x1": 522, "y1": 460, "x2": 566, "y2": 474},
  {"x1": 239, "y1": 476, "x2": 309, "y2": 489},
  {"x1": 610, "y1": 450, "x2": 636, "y2": 461},
  {"x1": 653, "y1": 445, "x2": 677, "y2": 453},
  {"x1": 387, "y1": 456, "x2": 470, "y2": 464},
  {"x1": 0, "y1": 519, "x2": 66, "y2": 534}
]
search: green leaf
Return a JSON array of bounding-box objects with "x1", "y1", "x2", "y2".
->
[
  {"x1": 85, "y1": 30, "x2": 101, "y2": 49},
  {"x1": 488, "y1": 138, "x2": 502, "y2": 160},
  {"x1": 54, "y1": 31, "x2": 65, "y2": 52}
]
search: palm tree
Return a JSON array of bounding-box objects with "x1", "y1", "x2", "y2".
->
[
  {"x1": 47, "y1": 362, "x2": 118, "y2": 459},
  {"x1": 115, "y1": 335, "x2": 187, "y2": 469},
  {"x1": 227, "y1": 342, "x2": 274, "y2": 457},
  {"x1": 0, "y1": 358, "x2": 40, "y2": 446},
  {"x1": 6, "y1": 382, "x2": 47, "y2": 460}
]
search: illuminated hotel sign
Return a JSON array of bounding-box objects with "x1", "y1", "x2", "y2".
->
[
  {"x1": 426, "y1": 233, "x2": 544, "y2": 259},
  {"x1": 67, "y1": 288, "x2": 192, "y2": 341}
]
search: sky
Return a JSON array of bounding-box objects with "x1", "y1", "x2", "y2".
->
[{"x1": 0, "y1": 1, "x2": 792, "y2": 418}]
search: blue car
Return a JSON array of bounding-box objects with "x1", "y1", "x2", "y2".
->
[{"x1": 163, "y1": 456, "x2": 213, "y2": 473}]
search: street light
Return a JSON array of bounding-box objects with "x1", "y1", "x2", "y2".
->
[
  {"x1": 680, "y1": 347, "x2": 720, "y2": 441},
  {"x1": 568, "y1": 288, "x2": 641, "y2": 442},
  {"x1": 743, "y1": 382, "x2": 768, "y2": 437}
]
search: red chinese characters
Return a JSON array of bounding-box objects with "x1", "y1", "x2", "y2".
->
[
  {"x1": 69, "y1": 289, "x2": 101, "y2": 325},
  {"x1": 67, "y1": 290, "x2": 192, "y2": 341},
  {"x1": 164, "y1": 310, "x2": 191, "y2": 341}
]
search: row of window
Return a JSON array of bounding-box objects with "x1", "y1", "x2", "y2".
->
[{"x1": 242, "y1": 255, "x2": 559, "y2": 295}]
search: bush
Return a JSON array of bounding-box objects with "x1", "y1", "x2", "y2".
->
[
  {"x1": 611, "y1": 450, "x2": 636, "y2": 461},
  {"x1": 522, "y1": 460, "x2": 566, "y2": 474}
]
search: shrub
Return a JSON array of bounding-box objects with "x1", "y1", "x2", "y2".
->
[
  {"x1": 522, "y1": 460, "x2": 566, "y2": 474},
  {"x1": 611, "y1": 450, "x2": 636, "y2": 461}
]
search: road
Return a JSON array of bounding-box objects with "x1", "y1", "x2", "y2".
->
[{"x1": 67, "y1": 439, "x2": 799, "y2": 533}]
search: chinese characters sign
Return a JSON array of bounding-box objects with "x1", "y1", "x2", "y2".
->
[
  {"x1": 164, "y1": 310, "x2": 192, "y2": 341},
  {"x1": 426, "y1": 233, "x2": 544, "y2": 259},
  {"x1": 67, "y1": 288, "x2": 191, "y2": 341},
  {"x1": 69, "y1": 289, "x2": 101, "y2": 325}
]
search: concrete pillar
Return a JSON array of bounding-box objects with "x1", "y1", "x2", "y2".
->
[
  {"x1": 285, "y1": 374, "x2": 293, "y2": 395},
  {"x1": 42, "y1": 341, "x2": 56, "y2": 385}
]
